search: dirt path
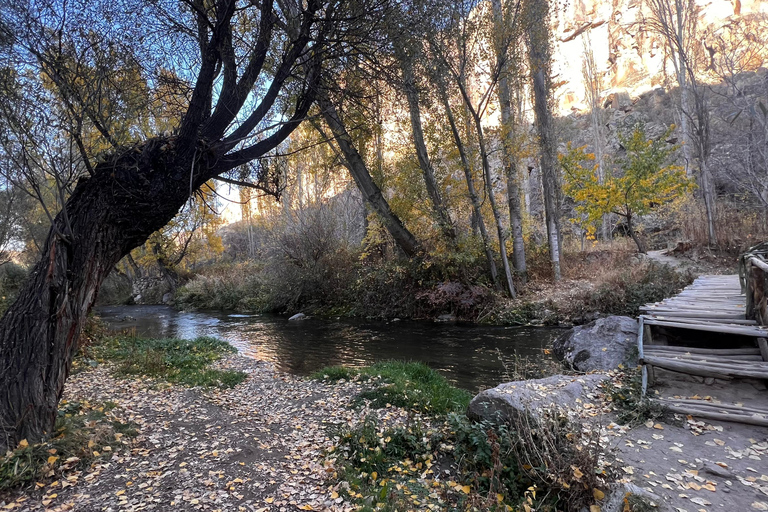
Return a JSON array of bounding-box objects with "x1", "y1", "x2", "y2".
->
[
  {"x1": 2, "y1": 357, "x2": 366, "y2": 512},
  {"x1": 615, "y1": 415, "x2": 768, "y2": 511},
  {"x1": 646, "y1": 249, "x2": 689, "y2": 269}
]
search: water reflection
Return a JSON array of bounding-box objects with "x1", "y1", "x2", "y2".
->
[{"x1": 96, "y1": 305, "x2": 563, "y2": 392}]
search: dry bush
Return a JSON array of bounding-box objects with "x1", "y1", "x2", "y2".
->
[
  {"x1": 453, "y1": 407, "x2": 615, "y2": 511},
  {"x1": 509, "y1": 409, "x2": 614, "y2": 511},
  {"x1": 661, "y1": 197, "x2": 768, "y2": 254}
]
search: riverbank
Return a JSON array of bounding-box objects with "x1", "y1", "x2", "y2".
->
[
  {"x1": 170, "y1": 251, "x2": 700, "y2": 327},
  {"x1": 2, "y1": 338, "x2": 766, "y2": 511}
]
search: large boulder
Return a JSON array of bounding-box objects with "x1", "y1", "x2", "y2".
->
[
  {"x1": 467, "y1": 374, "x2": 608, "y2": 424},
  {"x1": 553, "y1": 316, "x2": 639, "y2": 372}
]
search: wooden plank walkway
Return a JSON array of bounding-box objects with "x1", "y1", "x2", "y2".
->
[{"x1": 638, "y1": 274, "x2": 768, "y2": 426}]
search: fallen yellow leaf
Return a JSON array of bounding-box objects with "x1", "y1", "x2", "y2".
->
[
  {"x1": 460, "y1": 485, "x2": 471, "y2": 494},
  {"x1": 17, "y1": 439, "x2": 28, "y2": 449},
  {"x1": 593, "y1": 488, "x2": 605, "y2": 500}
]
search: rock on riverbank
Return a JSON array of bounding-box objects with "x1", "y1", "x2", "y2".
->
[{"x1": 552, "y1": 315, "x2": 639, "y2": 371}]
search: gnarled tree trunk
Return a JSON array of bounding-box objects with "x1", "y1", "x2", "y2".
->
[{"x1": 0, "y1": 139, "x2": 201, "y2": 450}]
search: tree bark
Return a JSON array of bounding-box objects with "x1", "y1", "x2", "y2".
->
[
  {"x1": 318, "y1": 93, "x2": 420, "y2": 258},
  {"x1": 526, "y1": 0, "x2": 562, "y2": 281},
  {"x1": 491, "y1": 0, "x2": 527, "y2": 282},
  {"x1": 626, "y1": 213, "x2": 647, "y2": 253},
  {"x1": 0, "y1": 139, "x2": 201, "y2": 450}
]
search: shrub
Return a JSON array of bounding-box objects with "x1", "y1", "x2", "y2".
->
[
  {"x1": 451, "y1": 409, "x2": 615, "y2": 511},
  {"x1": 578, "y1": 261, "x2": 693, "y2": 317},
  {"x1": 0, "y1": 400, "x2": 137, "y2": 491},
  {"x1": 328, "y1": 415, "x2": 453, "y2": 511}
]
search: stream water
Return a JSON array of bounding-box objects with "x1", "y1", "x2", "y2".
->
[{"x1": 97, "y1": 305, "x2": 564, "y2": 392}]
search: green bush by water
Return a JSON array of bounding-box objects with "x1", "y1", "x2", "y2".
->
[{"x1": 312, "y1": 361, "x2": 471, "y2": 415}]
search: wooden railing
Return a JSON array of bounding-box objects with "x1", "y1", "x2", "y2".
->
[
  {"x1": 739, "y1": 242, "x2": 768, "y2": 327},
  {"x1": 739, "y1": 242, "x2": 768, "y2": 361}
]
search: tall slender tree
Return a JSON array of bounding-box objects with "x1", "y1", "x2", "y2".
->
[
  {"x1": 524, "y1": 0, "x2": 562, "y2": 280},
  {"x1": 391, "y1": 24, "x2": 456, "y2": 243},
  {"x1": 428, "y1": 0, "x2": 517, "y2": 297},
  {"x1": 646, "y1": 0, "x2": 717, "y2": 245},
  {"x1": 491, "y1": 0, "x2": 527, "y2": 281}
]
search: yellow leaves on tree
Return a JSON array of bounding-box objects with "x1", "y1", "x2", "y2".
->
[{"x1": 561, "y1": 123, "x2": 692, "y2": 253}]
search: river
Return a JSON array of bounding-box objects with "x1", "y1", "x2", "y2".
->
[{"x1": 97, "y1": 305, "x2": 564, "y2": 392}]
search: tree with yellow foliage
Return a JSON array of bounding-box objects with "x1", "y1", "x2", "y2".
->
[{"x1": 561, "y1": 124, "x2": 692, "y2": 253}]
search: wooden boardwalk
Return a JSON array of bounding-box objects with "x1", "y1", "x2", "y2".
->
[{"x1": 638, "y1": 273, "x2": 768, "y2": 427}]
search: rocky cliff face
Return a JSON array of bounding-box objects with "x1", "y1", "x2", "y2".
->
[{"x1": 550, "y1": 0, "x2": 767, "y2": 114}]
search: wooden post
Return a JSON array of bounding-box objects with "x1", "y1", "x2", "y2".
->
[
  {"x1": 638, "y1": 316, "x2": 649, "y2": 396},
  {"x1": 758, "y1": 338, "x2": 768, "y2": 363}
]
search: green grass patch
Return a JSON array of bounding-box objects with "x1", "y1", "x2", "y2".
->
[
  {"x1": 0, "y1": 400, "x2": 138, "y2": 491},
  {"x1": 91, "y1": 335, "x2": 247, "y2": 388},
  {"x1": 310, "y1": 365, "x2": 358, "y2": 382},
  {"x1": 312, "y1": 361, "x2": 471, "y2": 415}
]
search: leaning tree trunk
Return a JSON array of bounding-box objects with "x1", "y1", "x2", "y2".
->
[
  {"x1": 0, "y1": 138, "x2": 201, "y2": 450},
  {"x1": 435, "y1": 83, "x2": 500, "y2": 290},
  {"x1": 395, "y1": 43, "x2": 456, "y2": 242},
  {"x1": 318, "y1": 94, "x2": 420, "y2": 258}
]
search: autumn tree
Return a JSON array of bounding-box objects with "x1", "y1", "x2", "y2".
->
[
  {"x1": 388, "y1": 5, "x2": 456, "y2": 243},
  {"x1": 561, "y1": 125, "x2": 692, "y2": 253},
  {"x1": 427, "y1": 0, "x2": 517, "y2": 297},
  {"x1": 491, "y1": 0, "x2": 527, "y2": 282},
  {"x1": 646, "y1": 0, "x2": 717, "y2": 245},
  {"x1": 523, "y1": 0, "x2": 562, "y2": 280},
  {"x1": 0, "y1": 0, "x2": 363, "y2": 450}
]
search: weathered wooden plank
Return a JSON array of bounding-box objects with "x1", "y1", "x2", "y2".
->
[
  {"x1": 646, "y1": 345, "x2": 760, "y2": 356},
  {"x1": 663, "y1": 399, "x2": 768, "y2": 415},
  {"x1": 662, "y1": 403, "x2": 768, "y2": 427},
  {"x1": 643, "y1": 345, "x2": 761, "y2": 356},
  {"x1": 645, "y1": 316, "x2": 757, "y2": 326},
  {"x1": 642, "y1": 355, "x2": 768, "y2": 379},
  {"x1": 758, "y1": 338, "x2": 768, "y2": 362},
  {"x1": 641, "y1": 318, "x2": 768, "y2": 337},
  {"x1": 643, "y1": 350, "x2": 763, "y2": 362}
]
